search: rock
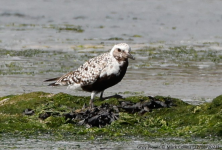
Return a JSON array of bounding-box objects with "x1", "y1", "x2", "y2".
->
[
  {"x1": 23, "y1": 108, "x2": 35, "y2": 115},
  {"x1": 120, "y1": 96, "x2": 174, "y2": 113},
  {"x1": 61, "y1": 96, "x2": 177, "y2": 127},
  {"x1": 38, "y1": 111, "x2": 60, "y2": 120},
  {"x1": 63, "y1": 103, "x2": 119, "y2": 127},
  {"x1": 39, "y1": 112, "x2": 52, "y2": 120},
  {"x1": 63, "y1": 112, "x2": 76, "y2": 120},
  {"x1": 25, "y1": 95, "x2": 178, "y2": 127}
]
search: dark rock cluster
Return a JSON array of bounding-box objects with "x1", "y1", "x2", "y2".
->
[
  {"x1": 63, "y1": 103, "x2": 119, "y2": 127},
  {"x1": 39, "y1": 111, "x2": 60, "y2": 120},
  {"x1": 23, "y1": 108, "x2": 35, "y2": 115},
  {"x1": 119, "y1": 96, "x2": 174, "y2": 114},
  {"x1": 24, "y1": 96, "x2": 175, "y2": 127}
]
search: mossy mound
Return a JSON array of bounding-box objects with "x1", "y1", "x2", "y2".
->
[{"x1": 0, "y1": 92, "x2": 221, "y2": 140}]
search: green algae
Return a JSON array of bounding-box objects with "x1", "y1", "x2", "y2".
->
[
  {"x1": 132, "y1": 35, "x2": 142, "y2": 37},
  {"x1": 4, "y1": 23, "x2": 84, "y2": 33},
  {"x1": 44, "y1": 24, "x2": 84, "y2": 33},
  {"x1": 1, "y1": 45, "x2": 222, "y2": 76},
  {"x1": 136, "y1": 46, "x2": 222, "y2": 69},
  {"x1": 0, "y1": 92, "x2": 221, "y2": 140},
  {"x1": 0, "y1": 49, "x2": 78, "y2": 75},
  {"x1": 58, "y1": 26, "x2": 84, "y2": 32},
  {"x1": 108, "y1": 37, "x2": 124, "y2": 40},
  {"x1": 0, "y1": 49, "x2": 50, "y2": 57}
]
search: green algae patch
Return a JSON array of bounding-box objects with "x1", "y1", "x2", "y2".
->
[
  {"x1": 0, "y1": 49, "x2": 50, "y2": 57},
  {"x1": 44, "y1": 24, "x2": 84, "y2": 33},
  {"x1": 0, "y1": 92, "x2": 222, "y2": 140}
]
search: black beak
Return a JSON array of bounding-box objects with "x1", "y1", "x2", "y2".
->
[{"x1": 127, "y1": 52, "x2": 135, "y2": 60}]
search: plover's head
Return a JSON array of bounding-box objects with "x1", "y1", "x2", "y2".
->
[{"x1": 110, "y1": 43, "x2": 135, "y2": 61}]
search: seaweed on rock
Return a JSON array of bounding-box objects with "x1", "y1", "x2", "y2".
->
[{"x1": 0, "y1": 92, "x2": 221, "y2": 139}]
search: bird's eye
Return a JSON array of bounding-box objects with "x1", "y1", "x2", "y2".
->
[{"x1": 117, "y1": 48, "x2": 121, "y2": 52}]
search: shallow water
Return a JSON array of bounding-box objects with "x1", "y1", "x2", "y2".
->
[
  {"x1": 0, "y1": 135, "x2": 221, "y2": 150},
  {"x1": 1, "y1": 0, "x2": 222, "y2": 149},
  {"x1": 1, "y1": 0, "x2": 222, "y2": 48}
]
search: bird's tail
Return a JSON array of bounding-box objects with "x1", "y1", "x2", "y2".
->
[
  {"x1": 44, "y1": 71, "x2": 75, "y2": 86},
  {"x1": 44, "y1": 77, "x2": 60, "y2": 86}
]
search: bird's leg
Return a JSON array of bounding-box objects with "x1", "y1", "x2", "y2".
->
[
  {"x1": 99, "y1": 90, "x2": 104, "y2": 100},
  {"x1": 90, "y1": 92, "x2": 96, "y2": 108}
]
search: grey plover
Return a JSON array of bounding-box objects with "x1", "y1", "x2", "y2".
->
[{"x1": 44, "y1": 43, "x2": 134, "y2": 108}]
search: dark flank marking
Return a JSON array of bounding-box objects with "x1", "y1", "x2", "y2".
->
[
  {"x1": 82, "y1": 60, "x2": 128, "y2": 93},
  {"x1": 68, "y1": 80, "x2": 72, "y2": 84}
]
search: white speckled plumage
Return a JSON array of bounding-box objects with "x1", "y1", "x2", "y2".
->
[{"x1": 44, "y1": 43, "x2": 134, "y2": 107}]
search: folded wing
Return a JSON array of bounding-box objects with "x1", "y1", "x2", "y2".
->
[{"x1": 44, "y1": 53, "x2": 111, "y2": 87}]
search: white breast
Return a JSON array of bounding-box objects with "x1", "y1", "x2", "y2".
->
[{"x1": 100, "y1": 57, "x2": 121, "y2": 77}]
